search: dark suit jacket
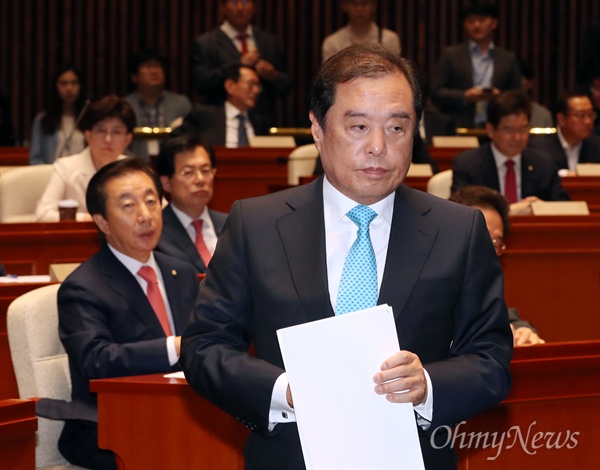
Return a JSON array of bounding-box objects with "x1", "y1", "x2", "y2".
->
[
  {"x1": 528, "y1": 133, "x2": 600, "y2": 169},
  {"x1": 178, "y1": 104, "x2": 270, "y2": 147},
  {"x1": 155, "y1": 204, "x2": 228, "y2": 274},
  {"x1": 192, "y1": 27, "x2": 291, "y2": 126},
  {"x1": 180, "y1": 178, "x2": 513, "y2": 470},
  {"x1": 451, "y1": 143, "x2": 571, "y2": 201},
  {"x1": 431, "y1": 43, "x2": 522, "y2": 128}
]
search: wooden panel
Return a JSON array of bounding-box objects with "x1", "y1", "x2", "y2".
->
[
  {"x1": 503, "y1": 215, "x2": 600, "y2": 342},
  {"x1": 0, "y1": 222, "x2": 101, "y2": 275},
  {"x1": 0, "y1": 399, "x2": 37, "y2": 470},
  {"x1": 1, "y1": 1, "x2": 597, "y2": 145}
]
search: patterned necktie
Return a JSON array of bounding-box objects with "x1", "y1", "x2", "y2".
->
[
  {"x1": 336, "y1": 205, "x2": 378, "y2": 315},
  {"x1": 504, "y1": 160, "x2": 517, "y2": 204},
  {"x1": 191, "y1": 219, "x2": 212, "y2": 267},
  {"x1": 237, "y1": 33, "x2": 248, "y2": 55},
  {"x1": 237, "y1": 114, "x2": 250, "y2": 147},
  {"x1": 137, "y1": 266, "x2": 172, "y2": 336}
]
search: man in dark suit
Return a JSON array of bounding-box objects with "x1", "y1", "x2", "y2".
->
[
  {"x1": 55, "y1": 158, "x2": 199, "y2": 470},
  {"x1": 155, "y1": 134, "x2": 227, "y2": 274},
  {"x1": 431, "y1": 1, "x2": 521, "y2": 128},
  {"x1": 180, "y1": 64, "x2": 270, "y2": 147},
  {"x1": 181, "y1": 44, "x2": 512, "y2": 470},
  {"x1": 452, "y1": 90, "x2": 570, "y2": 215},
  {"x1": 191, "y1": 0, "x2": 291, "y2": 126},
  {"x1": 529, "y1": 89, "x2": 600, "y2": 172}
]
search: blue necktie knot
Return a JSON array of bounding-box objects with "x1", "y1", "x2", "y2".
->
[{"x1": 336, "y1": 205, "x2": 378, "y2": 315}]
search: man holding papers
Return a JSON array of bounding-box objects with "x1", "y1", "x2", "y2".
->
[{"x1": 181, "y1": 44, "x2": 513, "y2": 470}]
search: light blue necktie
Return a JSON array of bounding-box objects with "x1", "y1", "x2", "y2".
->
[{"x1": 336, "y1": 205, "x2": 378, "y2": 315}]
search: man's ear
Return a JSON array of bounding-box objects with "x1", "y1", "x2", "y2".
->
[
  {"x1": 92, "y1": 213, "x2": 111, "y2": 237},
  {"x1": 556, "y1": 112, "x2": 567, "y2": 128},
  {"x1": 224, "y1": 78, "x2": 235, "y2": 96},
  {"x1": 160, "y1": 175, "x2": 172, "y2": 194},
  {"x1": 485, "y1": 122, "x2": 495, "y2": 141},
  {"x1": 309, "y1": 111, "x2": 324, "y2": 152}
]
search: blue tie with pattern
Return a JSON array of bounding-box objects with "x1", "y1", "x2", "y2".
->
[{"x1": 336, "y1": 205, "x2": 378, "y2": 315}]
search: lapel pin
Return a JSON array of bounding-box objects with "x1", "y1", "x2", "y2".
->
[
  {"x1": 528, "y1": 165, "x2": 533, "y2": 171},
  {"x1": 171, "y1": 269, "x2": 177, "y2": 277}
]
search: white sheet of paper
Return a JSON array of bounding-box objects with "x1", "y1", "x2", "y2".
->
[{"x1": 277, "y1": 304, "x2": 424, "y2": 470}]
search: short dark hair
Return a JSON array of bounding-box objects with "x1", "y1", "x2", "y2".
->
[
  {"x1": 310, "y1": 44, "x2": 422, "y2": 132},
  {"x1": 449, "y1": 185, "x2": 510, "y2": 236},
  {"x1": 487, "y1": 90, "x2": 531, "y2": 127},
  {"x1": 86, "y1": 158, "x2": 163, "y2": 218},
  {"x1": 155, "y1": 133, "x2": 216, "y2": 177},
  {"x1": 554, "y1": 88, "x2": 592, "y2": 116},
  {"x1": 462, "y1": 1, "x2": 498, "y2": 19},
  {"x1": 80, "y1": 95, "x2": 136, "y2": 133},
  {"x1": 222, "y1": 63, "x2": 257, "y2": 84},
  {"x1": 128, "y1": 50, "x2": 166, "y2": 76}
]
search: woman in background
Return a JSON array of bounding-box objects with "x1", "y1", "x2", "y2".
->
[
  {"x1": 35, "y1": 95, "x2": 135, "y2": 221},
  {"x1": 29, "y1": 64, "x2": 87, "y2": 164}
]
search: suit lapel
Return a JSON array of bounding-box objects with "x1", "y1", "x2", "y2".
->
[
  {"x1": 378, "y1": 186, "x2": 438, "y2": 317},
  {"x1": 520, "y1": 150, "x2": 536, "y2": 198},
  {"x1": 480, "y1": 145, "x2": 502, "y2": 191},
  {"x1": 155, "y1": 254, "x2": 188, "y2": 334},
  {"x1": 276, "y1": 178, "x2": 334, "y2": 322},
  {"x1": 98, "y1": 245, "x2": 166, "y2": 338}
]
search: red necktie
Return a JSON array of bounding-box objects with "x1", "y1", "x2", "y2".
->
[
  {"x1": 237, "y1": 34, "x2": 248, "y2": 55},
  {"x1": 504, "y1": 160, "x2": 518, "y2": 204},
  {"x1": 191, "y1": 219, "x2": 212, "y2": 267},
  {"x1": 137, "y1": 266, "x2": 172, "y2": 336}
]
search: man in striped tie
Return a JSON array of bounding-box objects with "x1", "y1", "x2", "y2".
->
[
  {"x1": 54, "y1": 158, "x2": 199, "y2": 470},
  {"x1": 181, "y1": 44, "x2": 513, "y2": 470}
]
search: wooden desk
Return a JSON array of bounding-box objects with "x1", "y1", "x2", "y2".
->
[
  {"x1": 0, "y1": 147, "x2": 29, "y2": 166},
  {"x1": 428, "y1": 146, "x2": 469, "y2": 172},
  {"x1": 92, "y1": 341, "x2": 599, "y2": 470},
  {"x1": 91, "y1": 374, "x2": 248, "y2": 470},
  {"x1": 210, "y1": 147, "x2": 292, "y2": 212},
  {"x1": 562, "y1": 176, "x2": 600, "y2": 212},
  {"x1": 503, "y1": 215, "x2": 600, "y2": 341},
  {"x1": 1, "y1": 282, "x2": 56, "y2": 399},
  {"x1": 457, "y1": 340, "x2": 600, "y2": 469},
  {"x1": 0, "y1": 399, "x2": 37, "y2": 470},
  {"x1": 0, "y1": 222, "x2": 100, "y2": 275}
]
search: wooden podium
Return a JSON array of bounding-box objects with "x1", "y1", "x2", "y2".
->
[{"x1": 92, "y1": 341, "x2": 600, "y2": 470}]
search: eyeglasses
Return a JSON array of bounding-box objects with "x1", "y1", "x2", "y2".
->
[
  {"x1": 240, "y1": 79, "x2": 262, "y2": 91},
  {"x1": 91, "y1": 127, "x2": 128, "y2": 140},
  {"x1": 567, "y1": 111, "x2": 597, "y2": 121},
  {"x1": 492, "y1": 238, "x2": 506, "y2": 256},
  {"x1": 179, "y1": 167, "x2": 214, "y2": 180},
  {"x1": 497, "y1": 126, "x2": 530, "y2": 136}
]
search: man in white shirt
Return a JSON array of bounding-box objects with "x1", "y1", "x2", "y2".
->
[
  {"x1": 181, "y1": 44, "x2": 513, "y2": 470},
  {"x1": 155, "y1": 133, "x2": 228, "y2": 273},
  {"x1": 54, "y1": 158, "x2": 199, "y2": 470},
  {"x1": 452, "y1": 90, "x2": 570, "y2": 215}
]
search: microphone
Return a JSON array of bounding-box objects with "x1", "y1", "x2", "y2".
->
[{"x1": 57, "y1": 97, "x2": 91, "y2": 158}]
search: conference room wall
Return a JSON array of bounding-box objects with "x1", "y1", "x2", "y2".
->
[{"x1": 0, "y1": 0, "x2": 598, "y2": 145}]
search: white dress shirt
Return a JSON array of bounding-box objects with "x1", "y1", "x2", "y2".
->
[
  {"x1": 170, "y1": 204, "x2": 218, "y2": 254},
  {"x1": 268, "y1": 177, "x2": 433, "y2": 430},
  {"x1": 107, "y1": 244, "x2": 179, "y2": 366},
  {"x1": 491, "y1": 144, "x2": 523, "y2": 200},
  {"x1": 220, "y1": 20, "x2": 257, "y2": 54},
  {"x1": 557, "y1": 127, "x2": 582, "y2": 172},
  {"x1": 225, "y1": 101, "x2": 256, "y2": 148}
]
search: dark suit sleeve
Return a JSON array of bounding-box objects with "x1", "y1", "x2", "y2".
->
[
  {"x1": 255, "y1": 31, "x2": 292, "y2": 97},
  {"x1": 508, "y1": 307, "x2": 537, "y2": 332},
  {"x1": 430, "y1": 49, "x2": 470, "y2": 110},
  {"x1": 180, "y1": 201, "x2": 284, "y2": 437},
  {"x1": 425, "y1": 210, "x2": 512, "y2": 429},
  {"x1": 58, "y1": 278, "x2": 174, "y2": 381},
  {"x1": 191, "y1": 34, "x2": 238, "y2": 98}
]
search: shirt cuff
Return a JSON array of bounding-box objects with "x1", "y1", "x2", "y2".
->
[
  {"x1": 166, "y1": 336, "x2": 178, "y2": 366},
  {"x1": 268, "y1": 373, "x2": 296, "y2": 432},
  {"x1": 414, "y1": 368, "x2": 433, "y2": 430}
]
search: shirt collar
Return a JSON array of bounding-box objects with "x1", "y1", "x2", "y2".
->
[
  {"x1": 322, "y1": 175, "x2": 394, "y2": 227},
  {"x1": 220, "y1": 21, "x2": 253, "y2": 41},
  {"x1": 469, "y1": 40, "x2": 495, "y2": 56},
  {"x1": 170, "y1": 203, "x2": 211, "y2": 230},
  {"x1": 491, "y1": 143, "x2": 521, "y2": 168},
  {"x1": 225, "y1": 100, "x2": 244, "y2": 119},
  {"x1": 556, "y1": 127, "x2": 582, "y2": 152},
  {"x1": 107, "y1": 243, "x2": 158, "y2": 278}
]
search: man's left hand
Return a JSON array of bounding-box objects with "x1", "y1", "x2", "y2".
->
[{"x1": 373, "y1": 351, "x2": 427, "y2": 406}]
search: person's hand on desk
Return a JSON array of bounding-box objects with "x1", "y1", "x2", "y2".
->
[
  {"x1": 510, "y1": 324, "x2": 546, "y2": 346},
  {"x1": 509, "y1": 196, "x2": 541, "y2": 215},
  {"x1": 372, "y1": 351, "x2": 427, "y2": 406}
]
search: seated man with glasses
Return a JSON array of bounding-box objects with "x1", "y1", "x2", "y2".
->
[
  {"x1": 529, "y1": 88, "x2": 600, "y2": 174},
  {"x1": 36, "y1": 95, "x2": 136, "y2": 221},
  {"x1": 451, "y1": 90, "x2": 570, "y2": 215},
  {"x1": 179, "y1": 63, "x2": 270, "y2": 148},
  {"x1": 155, "y1": 133, "x2": 227, "y2": 274},
  {"x1": 450, "y1": 185, "x2": 545, "y2": 346}
]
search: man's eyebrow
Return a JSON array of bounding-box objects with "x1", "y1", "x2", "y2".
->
[{"x1": 343, "y1": 110, "x2": 412, "y2": 120}]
